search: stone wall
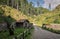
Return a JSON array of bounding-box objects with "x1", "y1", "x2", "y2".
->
[
  {"x1": 0, "y1": 23, "x2": 7, "y2": 31},
  {"x1": 45, "y1": 24, "x2": 60, "y2": 30}
]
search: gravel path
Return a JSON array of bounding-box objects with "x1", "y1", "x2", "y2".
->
[{"x1": 31, "y1": 26, "x2": 60, "y2": 39}]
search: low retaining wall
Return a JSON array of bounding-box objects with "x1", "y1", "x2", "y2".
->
[{"x1": 42, "y1": 24, "x2": 60, "y2": 30}]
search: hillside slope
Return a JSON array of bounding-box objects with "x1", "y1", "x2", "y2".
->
[
  {"x1": 44, "y1": 5, "x2": 60, "y2": 24},
  {"x1": 0, "y1": 5, "x2": 28, "y2": 21},
  {"x1": 34, "y1": 5, "x2": 60, "y2": 26},
  {"x1": 0, "y1": 5, "x2": 60, "y2": 26}
]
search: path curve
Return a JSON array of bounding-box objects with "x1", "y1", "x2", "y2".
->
[{"x1": 31, "y1": 26, "x2": 60, "y2": 39}]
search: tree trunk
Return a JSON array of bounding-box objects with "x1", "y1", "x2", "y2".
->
[
  {"x1": 11, "y1": 0, "x2": 14, "y2": 8},
  {"x1": 7, "y1": 23, "x2": 14, "y2": 36},
  {"x1": 16, "y1": 0, "x2": 19, "y2": 10},
  {"x1": 7, "y1": 0, "x2": 9, "y2": 6}
]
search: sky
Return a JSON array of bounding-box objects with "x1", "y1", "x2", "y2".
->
[
  {"x1": 27, "y1": 0, "x2": 44, "y2": 7},
  {"x1": 27, "y1": 0, "x2": 60, "y2": 10}
]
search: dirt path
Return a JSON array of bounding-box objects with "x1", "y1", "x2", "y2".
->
[{"x1": 31, "y1": 26, "x2": 60, "y2": 39}]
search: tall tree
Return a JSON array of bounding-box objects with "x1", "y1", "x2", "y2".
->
[
  {"x1": 49, "y1": 3, "x2": 51, "y2": 10},
  {"x1": 11, "y1": 0, "x2": 14, "y2": 8},
  {"x1": 16, "y1": 0, "x2": 19, "y2": 10}
]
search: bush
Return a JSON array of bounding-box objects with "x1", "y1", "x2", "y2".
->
[
  {"x1": 54, "y1": 19, "x2": 60, "y2": 24},
  {"x1": 54, "y1": 30, "x2": 60, "y2": 34}
]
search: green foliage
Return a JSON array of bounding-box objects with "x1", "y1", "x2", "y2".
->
[
  {"x1": 0, "y1": 28, "x2": 26, "y2": 39},
  {"x1": 4, "y1": 16, "x2": 16, "y2": 24},
  {"x1": 54, "y1": 19, "x2": 60, "y2": 24},
  {"x1": 0, "y1": 5, "x2": 27, "y2": 23},
  {"x1": 0, "y1": 0, "x2": 60, "y2": 26},
  {"x1": 0, "y1": 5, "x2": 16, "y2": 23}
]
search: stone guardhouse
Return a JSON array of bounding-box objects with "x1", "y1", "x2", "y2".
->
[{"x1": 15, "y1": 19, "x2": 30, "y2": 28}]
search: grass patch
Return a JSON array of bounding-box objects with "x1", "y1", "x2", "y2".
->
[{"x1": 14, "y1": 28, "x2": 27, "y2": 36}]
